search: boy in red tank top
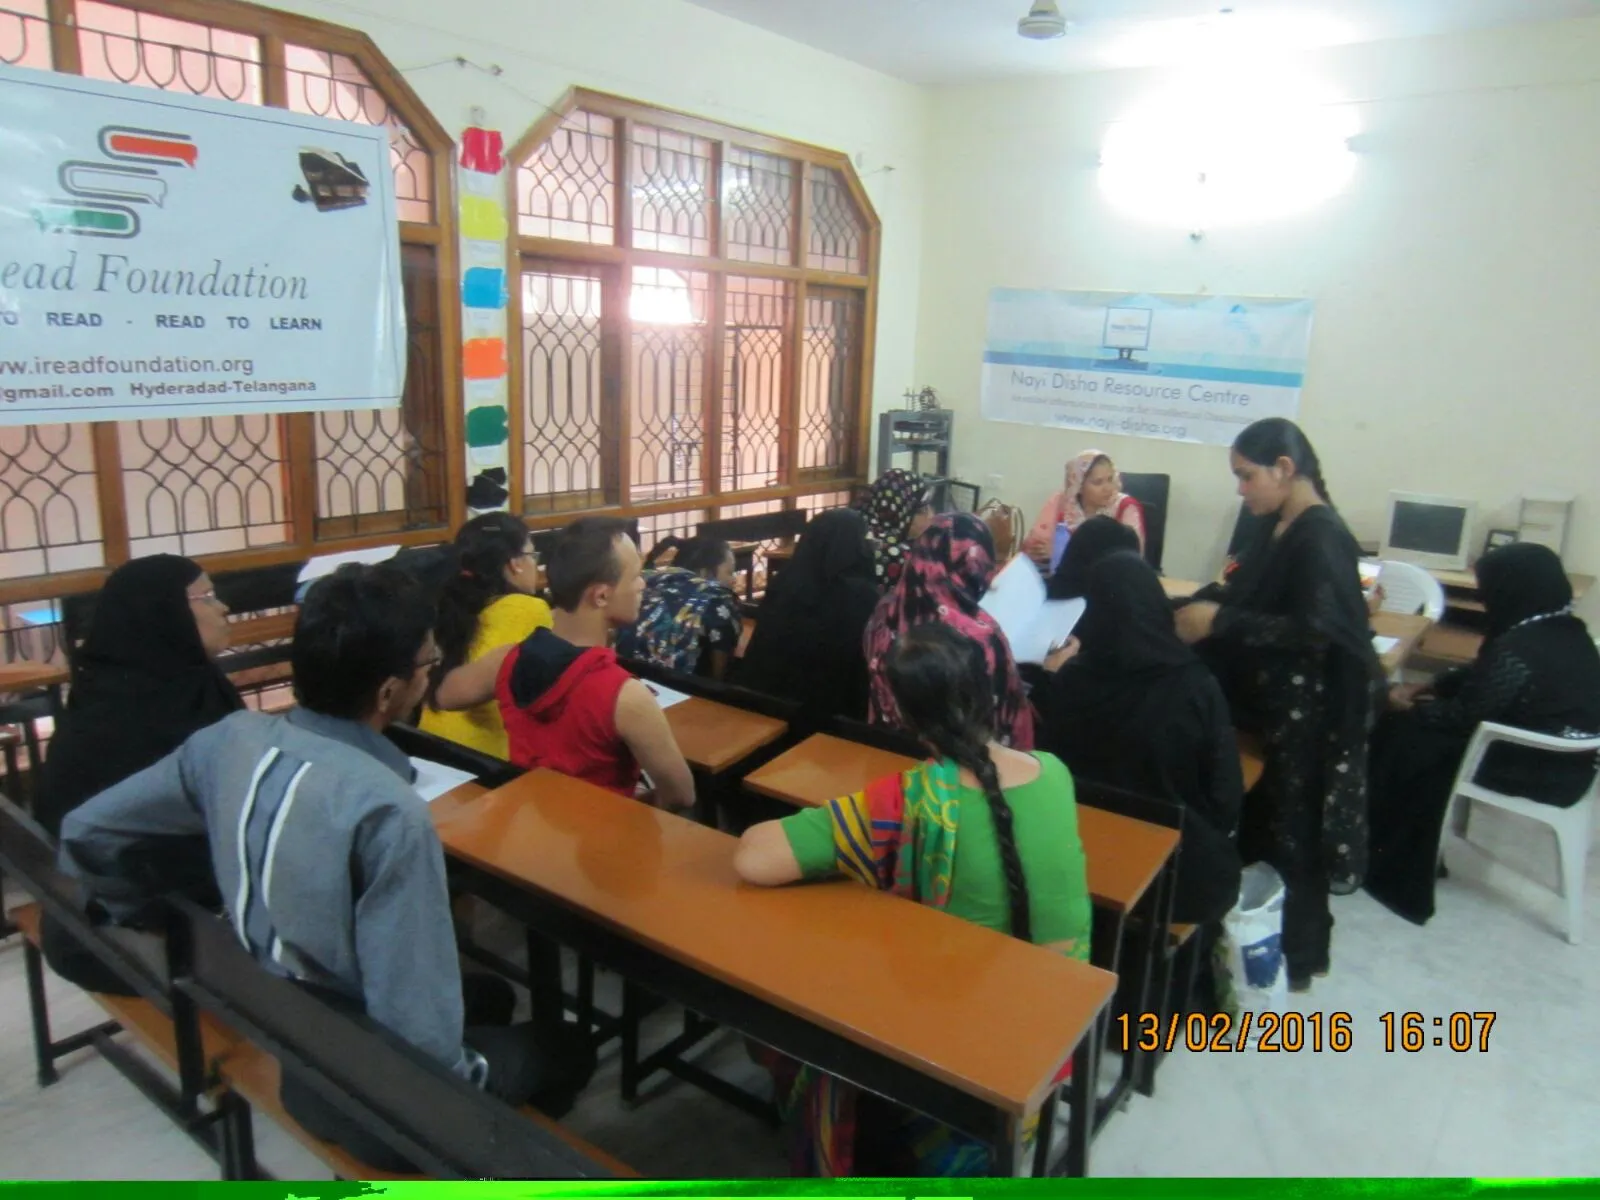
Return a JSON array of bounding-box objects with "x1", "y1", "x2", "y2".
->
[{"x1": 433, "y1": 518, "x2": 695, "y2": 810}]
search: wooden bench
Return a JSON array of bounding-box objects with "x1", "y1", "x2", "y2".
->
[{"x1": 2, "y1": 794, "x2": 628, "y2": 1181}]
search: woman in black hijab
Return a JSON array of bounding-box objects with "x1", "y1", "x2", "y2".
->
[
  {"x1": 1046, "y1": 514, "x2": 1142, "y2": 601},
  {"x1": 736, "y1": 509, "x2": 880, "y2": 724},
  {"x1": 1365, "y1": 542, "x2": 1600, "y2": 924},
  {"x1": 1040, "y1": 552, "x2": 1244, "y2": 923},
  {"x1": 38, "y1": 555, "x2": 243, "y2": 992}
]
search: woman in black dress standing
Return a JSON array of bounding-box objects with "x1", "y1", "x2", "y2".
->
[{"x1": 1175, "y1": 419, "x2": 1381, "y2": 990}]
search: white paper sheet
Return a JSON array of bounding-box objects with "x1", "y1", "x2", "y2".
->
[
  {"x1": 410, "y1": 757, "x2": 478, "y2": 802},
  {"x1": 1372, "y1": 635, "x2": 1400, "y2": 655},
  {"x1": 639, "y1": 682, "x2": 691, "y2": 710},
  {"x1": 297, "y1": 544, "x2": 401, "y2": 585},
  {"x1": 979, "y1": 556, "x2": 1086, "y2": 664}
]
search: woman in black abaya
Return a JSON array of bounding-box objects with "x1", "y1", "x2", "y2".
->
[
  {"x1": 37, "y1": 555, "x2": 242, "y2": 991},
  {"x1": 1365, "y1": 542, "x2": 1600, "y2": 924}
]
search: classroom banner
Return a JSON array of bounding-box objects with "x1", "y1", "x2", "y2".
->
[
  {"x1": 981, "y1": 289, "x2": 1314, "y2": 446},
  {"x1": 0, "y1": 62, "x2": 404, "y2": 425}
]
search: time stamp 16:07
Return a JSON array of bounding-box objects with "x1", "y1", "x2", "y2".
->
[{"x1": 1117, "y1": 1011, "x2": 1497, "y2": 1054}]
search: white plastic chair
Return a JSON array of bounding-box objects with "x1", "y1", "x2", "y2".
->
[
  {"x1": 1377, "y1": 559, "x2": 1446, "y2": 621},
  {"x1": 1438, "y1": 721, "x2": 1600, "y2": 944}
]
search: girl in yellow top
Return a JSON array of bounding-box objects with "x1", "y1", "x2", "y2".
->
[{"x1": 420, "y1": 512, "x2": 551, "y2": 758}]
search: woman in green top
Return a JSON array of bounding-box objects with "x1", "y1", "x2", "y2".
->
[{"x1": 735, "y1": 623, "x2": 1091, "y2": 1177}]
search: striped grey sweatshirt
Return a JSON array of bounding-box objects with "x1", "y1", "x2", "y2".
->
[{"x1": 59, "y1": 707, "x2": 482, "y2": 1083}]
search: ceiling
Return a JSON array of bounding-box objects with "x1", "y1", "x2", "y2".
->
[{"x1": 683, "y1": 0, "x2": 1600, "y2": 84}]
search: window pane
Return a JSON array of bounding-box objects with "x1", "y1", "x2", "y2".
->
[
  {"x1": 121, "y1": 415, "x2": 290, "y2": 557},
  {"x1": 799, "y1": 288, "x2": 864, "y2": 477},
  {"x1": 1, "y1": 0, "x2": 51, "y2": 69},
  {"x1": 631, "y1": 124, "x2": 713, "y2": 257},
  {"x1": 77, "y1": 0, "x2": 262, "y2": 103},
  {"x1": 721, "y1": 276, "x2": 792, "y2": 492},
  {"x1": 0, "y1": 424, "x2": 103, "y2": 580},
  {"x1": 725, "y1": 147, "x2": 795, "y2": 266},
  {"x1": 636, "y1": 508, "x2": 705, "y2": 558},
  {"x1": 315, "y1": 243, "x2": 448, "y2": 535},
  {"x1": 285, "y1": 44, "x2": 432, "y2": 223},
  {"x1": 523, "y1": 265, "x2": 608, "y2": 513},
  {"x1": 807, "y1": 166, "x2": 867, "y2": 274},
  {"x1": 631, "y1": 267, "x2": 709, "y2": 506},
  {"x1": 517, "y1": 110, "x2": 615, "y2": 244}
]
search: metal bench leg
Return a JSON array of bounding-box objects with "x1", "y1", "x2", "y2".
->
[
  {"x1": 23, "y1": 939, "x2": 58, "y2": 1086},
  {"x1": 619, "y1": 980, "x2": 641, "y2": 1106},
  {"x1": 219, "y1": 1092, "x2": 258, "y2": 1181}
]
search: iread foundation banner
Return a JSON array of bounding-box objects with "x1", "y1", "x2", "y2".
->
[{"x1": 0, "y1": 62, "x2": 404, "y2": 424}]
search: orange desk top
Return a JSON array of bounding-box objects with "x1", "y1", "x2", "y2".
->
[
  {"x1": 0, "y1": 659, "x2": 68, "y2": 692},
  {"x1": 743, "y1": 733, "x2": 924, "y2": 808},
  {"x1": 663, "y1": 696, "x2": 787, "y2": 773},
  {"x1": 433, "y1": 768, "x2": 1114, "y2": 1117},
  {"x1": 740, "y1": 733, "x2": 1177, "y2": 916}
]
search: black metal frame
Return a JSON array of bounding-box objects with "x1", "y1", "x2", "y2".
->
[
  {"x1": 165, "y1": 896, "x2": 614, "y2": 1181},
  {"x1": 442, "y1": 847, "x2": 1104, "y2": 1177},
  {"x1": 1075, "y1": 780, "x2": 1182, "y2": 1126},
  {"x1": 0, "y1": 796, "x2": 226, "y2": 1164}
]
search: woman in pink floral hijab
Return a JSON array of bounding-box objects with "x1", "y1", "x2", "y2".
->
[{"x1": 864, "y1": 513, "x2": 1034, "y2": 748}]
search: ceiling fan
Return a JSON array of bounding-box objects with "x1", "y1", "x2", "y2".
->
[{"x1": 1017, "y1": 0, "x2": 1071, "y2": 40}]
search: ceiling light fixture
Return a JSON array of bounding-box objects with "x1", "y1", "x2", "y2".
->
[{"x1": 1018, "y1": 0, "x2": 1070, "y2": 41}]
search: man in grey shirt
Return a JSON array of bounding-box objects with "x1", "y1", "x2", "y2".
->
[{"x1": 59, "y1": 564, "x2": 593, "y2": 1168}]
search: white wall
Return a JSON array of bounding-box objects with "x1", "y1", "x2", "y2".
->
[
  {"x1": 272, "y1": 0, "x2": 928, "y2": 444},
  {"x1": 915, "y1": 17, "x2": 1600, "y2": 614}
]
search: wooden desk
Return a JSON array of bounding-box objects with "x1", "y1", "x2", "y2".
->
[
  {"x1": 434, "y1": 769, "x2": 1115, "y2": 1175},
  {"x1": 662, "y1": 696, "x2": 786, "y2": 774},
  {"x1": 0, "y1": 659, "x2": 68, "y2": 692},
  {"x1": 742, "y1": 733, "x2": 1183, "y2": 916},
  {"x1": 1430, "y1": 566, "x2": 1593, "y2": 601},
  {"x1": 743, "y1": 733, "x2": 922, "y2": 807},
  {"x1": 1162, "y1": 580, "x2": 1430, "y2": 676}
]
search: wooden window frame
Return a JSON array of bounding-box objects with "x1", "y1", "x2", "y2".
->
[
  {"x1": 0, "y1": 0, "x2": 461, "y2": 604},
  {"x1": 507, "y1": 88, "x2": 880, "y2": 531}
]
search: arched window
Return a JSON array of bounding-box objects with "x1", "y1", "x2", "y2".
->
[
  {"x1": 508, "y1": 90, "x2": 879, "y2": 546},
  {"x1": 0, "y1": 0, "x2": 455, "y2": 602}
]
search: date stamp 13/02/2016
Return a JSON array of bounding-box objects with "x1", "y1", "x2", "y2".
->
[{"x1": 1117, "y1": 1011, "x2": 1497, "y2": 1054}]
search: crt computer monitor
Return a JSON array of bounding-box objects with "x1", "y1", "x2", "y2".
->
[{"x1": 1381, "y1": 491, "x2": 1476, "y2": 572}]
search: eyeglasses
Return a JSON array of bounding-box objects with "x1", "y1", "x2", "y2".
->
[{"x1": 187, "y1": 588, "x2": 222, "y2": 606}]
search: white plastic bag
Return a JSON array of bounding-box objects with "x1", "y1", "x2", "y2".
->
[{"x1": 1213, "y1": 862, "x2": 1287, "y2": 1040}]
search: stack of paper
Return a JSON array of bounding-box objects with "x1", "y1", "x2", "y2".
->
[
  {"x1": 979, "y1": 555, "x2": 1087, "y2": 665},
  {"x1": 296, "y1": 544, "x2": 401, "y2": 586},
  {"x1": 640, "y1": 681, "x2": 691, "y2": 710},
  {"x1": 410, "y1": 757, "x2": 477, "y2": 802}
]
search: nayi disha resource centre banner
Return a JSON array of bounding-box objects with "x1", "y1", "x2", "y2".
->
[
  {"x1": 981, "y1": 288, "x2": 1315, "y2": 446},
  {"x1": 0, "y1": 62, "x2": 404, "y2": 425}
]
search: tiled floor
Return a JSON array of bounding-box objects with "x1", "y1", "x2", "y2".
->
[{"x1": 3, "y1": 800, "x2": 1596, "y2": 1179}]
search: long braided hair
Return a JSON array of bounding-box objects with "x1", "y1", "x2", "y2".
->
[
  {"x1": 426, "y1": 512, "x2": 531, "y2": 707},
  {"x1": 884, "y1": 623, "x2": 1032, "y2": 943},
  {"x1": 1233, "y1": 417, "x2": 1333, "y2": 507}
]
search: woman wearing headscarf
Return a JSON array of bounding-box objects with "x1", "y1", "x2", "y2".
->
[
  {"x1": 860, "y1": 469, "x2": 934, "y2": 589},
  {"x1": 1022, "y1": 449, "x2": 1145, "y2": 568},
  {"x1": 1039, "y1": 552, "x2": 1243, "y2": 924},
  {"x1": 1046, "y1": 513, "x2": 1143, "y2": 601},
  {"x1": 1173, "y1": 419, "x2": 1381, "y2": 991},
  {"x1": 1365, "y1": 542, "x2": 1600, "y2": 924},
  {"x1": 864, "y1": 512, "x2": 1034, "y2": 749},
  {"x1": 37, "y1": 554, "x2": 243, "y2": 993},
  {"x1": 735, "y1": 509, "x2": 880, "y2": 723}
]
